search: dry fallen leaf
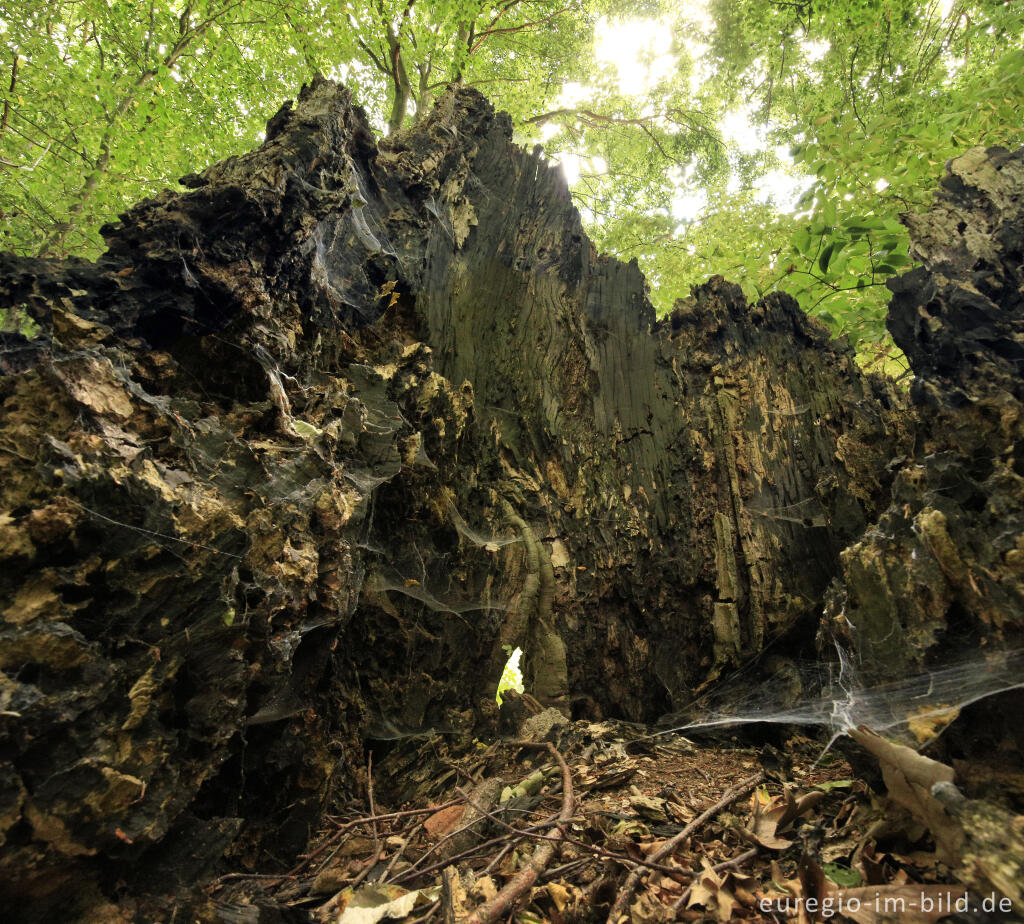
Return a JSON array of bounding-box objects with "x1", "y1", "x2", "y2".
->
[
  {"x1": 317, "y1": 883, "x2": 439, "y2": 924},
  {"x1": 746, "y1": 785, "x2": 825, "y2": 850},
  {"x1": 748, "y1": 796, "x2": 795, "y2": 849},
  {"x1": 848, "y1": 726, "x2": 962, "y2": 864},
  {"x1": 546, "y1": 881, "x2": 572, "y2": 913},
  {"x1": 686, "y1": 860, "x2": 741, "y2": 922}
]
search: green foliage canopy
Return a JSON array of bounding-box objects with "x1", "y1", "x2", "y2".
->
[
  {"x1": 585, "y1": 0, "x2": 1024, "y2": 366},
  {"x1": 2, "y1": 0, "x2": 1022, "y2": 361},
  {"x1": 0, "y1": 0, "x2": 592, "y2": 258}
]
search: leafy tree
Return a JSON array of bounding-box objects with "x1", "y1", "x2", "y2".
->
[
  {"x1": 3, "y1": 0, "x2": 1023, "y2": 367},
  {"x1": 341, "y1": 0, "x2": 593, "y2": 133},
  {"x1": 0, "y1": 0, "x2": 350, "y2": 257},
  {"x1": 605, "y1": 0, "x2": 1024, "y2": 366},
  {"x1": 0, "y1": 0, "x2": 591, "y2": 257}
]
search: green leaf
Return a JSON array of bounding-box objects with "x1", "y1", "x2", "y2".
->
[
  {"x1": 820, "y1": 198, "x2": 837, "y2": 228},
  {"x1": 844, "y1": 218, "x2": 887, "y2": 233},
  {"x1": 822, "y1": 863, "x2": 862, "y2": 888},
  {"x1": 819, "y1": 240, "x2": 842, "y2": 274},
  {"x1": 878, "y1": 252, "x2": 910, "y2": 267}
]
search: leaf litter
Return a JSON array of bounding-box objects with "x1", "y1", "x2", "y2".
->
[{"x1": 205, "y1": 704, "x2": 1024, "y2": 923}]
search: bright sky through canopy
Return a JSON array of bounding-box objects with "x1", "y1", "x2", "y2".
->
[{"x1": 561, "y1": 9, "x2": 809, "y2": 220}]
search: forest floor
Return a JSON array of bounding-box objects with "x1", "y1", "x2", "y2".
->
[{"x1": 190, "y1": 700, "x2": 1003, "y2": 924}]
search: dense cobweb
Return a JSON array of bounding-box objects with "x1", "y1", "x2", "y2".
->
[{"x1": 651, "y1": 638, "x2": 1024, "y2": 752}]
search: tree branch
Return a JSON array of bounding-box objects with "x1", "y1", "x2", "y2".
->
[
  {"x1": 347, "y1": 14, "x2": 391, "y2": 77},
  {"x1": 470, "y1": 6, "x2": 574, "y2": 53},
  {"x1": 0, "y1": 51, "x2": 18, "y2": 139},
  {"x1": 36, "y1": 0, "x2": 248, "y2": 257}
]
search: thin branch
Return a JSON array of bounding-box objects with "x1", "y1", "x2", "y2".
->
[
  {"x1": 36, "y1": 0, "x2": 248, "y2": 256},
  {"x1": 463, "y1": 742, "x2": 574, "y2": 924},
  {"x1": 848, "y1": 45, "x2": 867, "y2": 131},
  {"x1": 604, "y1": 772, "x2": 764, "y2": 924},
  {"x1": 470, "y1": 6, "x2": 573, "y2": 53},
  {"x1": 261, "y1": 798, "x2": 466, "y2": 890},
  {"x1": 1, "y1": 51, "x2": 18, "y2": 138},
  {"x1": 348, "y1": 15, "x2": 391, "y2": 76},
  {"x1": 390, "y1": 817, "x2": 563, "y2": 885},
  {"x1": 0, "y1": 141, "x2": 52, "y2": 172}
]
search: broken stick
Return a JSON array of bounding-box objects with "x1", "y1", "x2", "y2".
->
[{"x1": 604, "y1": 770, "x2": 764, "y2": 924}]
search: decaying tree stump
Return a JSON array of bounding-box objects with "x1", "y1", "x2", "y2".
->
[
  {"x1": 824, "y1": 145, "x2": 1024, "y2": 682},
  {"x1": 0, "y1": 77, "x2": 1020, "y2": 917}
]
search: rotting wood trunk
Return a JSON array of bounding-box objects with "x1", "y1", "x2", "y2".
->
[
  {"x1": 0, "y1": 78, "x2": 1020, "y2": 918},
  {"x1": 824, "y1": 146, "x2": 1024, "y2": 682}
]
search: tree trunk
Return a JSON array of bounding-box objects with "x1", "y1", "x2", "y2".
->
[
  {"x1": 0, "y1": 78, "x2": 1020, "y2": 919},
  {"x1": 386, "y1": 31, "x2": 413, "y2": 134}
]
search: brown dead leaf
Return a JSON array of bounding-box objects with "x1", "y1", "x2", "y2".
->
[
  {"x1": 685, "y1": 860, "x2": 740, "y2": 922},
  {"x1": 546, "y1": 882, "x2": 571, "y2": 913},
  {"x1": 798, "y1": 855, "x2": 830, "y2": 923},
  {"x1": 747, "y1": 796, "x2": 795, "y2": 849},
  {"x1": 728, "y1": 871, "x2": 759, "y2": 908},
  {"x1": 687, "y1": 862, "x2": 722, "y2": 909},
  {"x1": 853, "y1": 842, "x2": 891, "y2": 886},
  {"x1": 848, "y1": 726, "x2": 963, "y2": 864},
  {"x1": 745, "y1": 786, "x2": 825, "y2": 850},
  {"x1": 782, "y1": 789, "x2": 826, "y2": 827},
  {"x1": 713, "y1": 886, "x2": 738, "y2": 921},
  {"x1": 628, "y1": 891, "x2": 672, "y2": 924},
  {"x1": 468, "y1": 874, "x2": 497, "y2": 905}
]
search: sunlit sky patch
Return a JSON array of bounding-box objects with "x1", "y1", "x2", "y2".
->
[
  {"x1": 801, "y1": 39, "x2": 830, "y2": 63},
  {"x1": 594, "y1": 18, "x2": 675, "y2": 96},
  {"x1": 543, "y1": 2, "x2": 810, "y2": 222}
]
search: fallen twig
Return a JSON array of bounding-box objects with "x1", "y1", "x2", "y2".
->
[
  {"x1": 604, "y1": 771, "x2": 764, "y2": 924},
  {"x1": 205, "y1": 872, "x2": 298, "y2": 892},
  {"x1": 315, "y1": 844, "x2": 385, "y2": 921},
  {"x1": 376, "y1": 816, "x2": 420, "y2": 883},
  {"x1": 452, "y1": 782, "x2": 703, "y2": 878},
  {"x1": 463, "y1": 742, "x2": 575, "y2": 924},
  {"x1": 266, "y1": 798, "x2": 466, "y2": 889},
  {"x1": 390, "y1": 817, "x2": 564, "y2": 885},
  {"x1": 327, "y1": 801, "x2": 465, "y2": 828}
]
